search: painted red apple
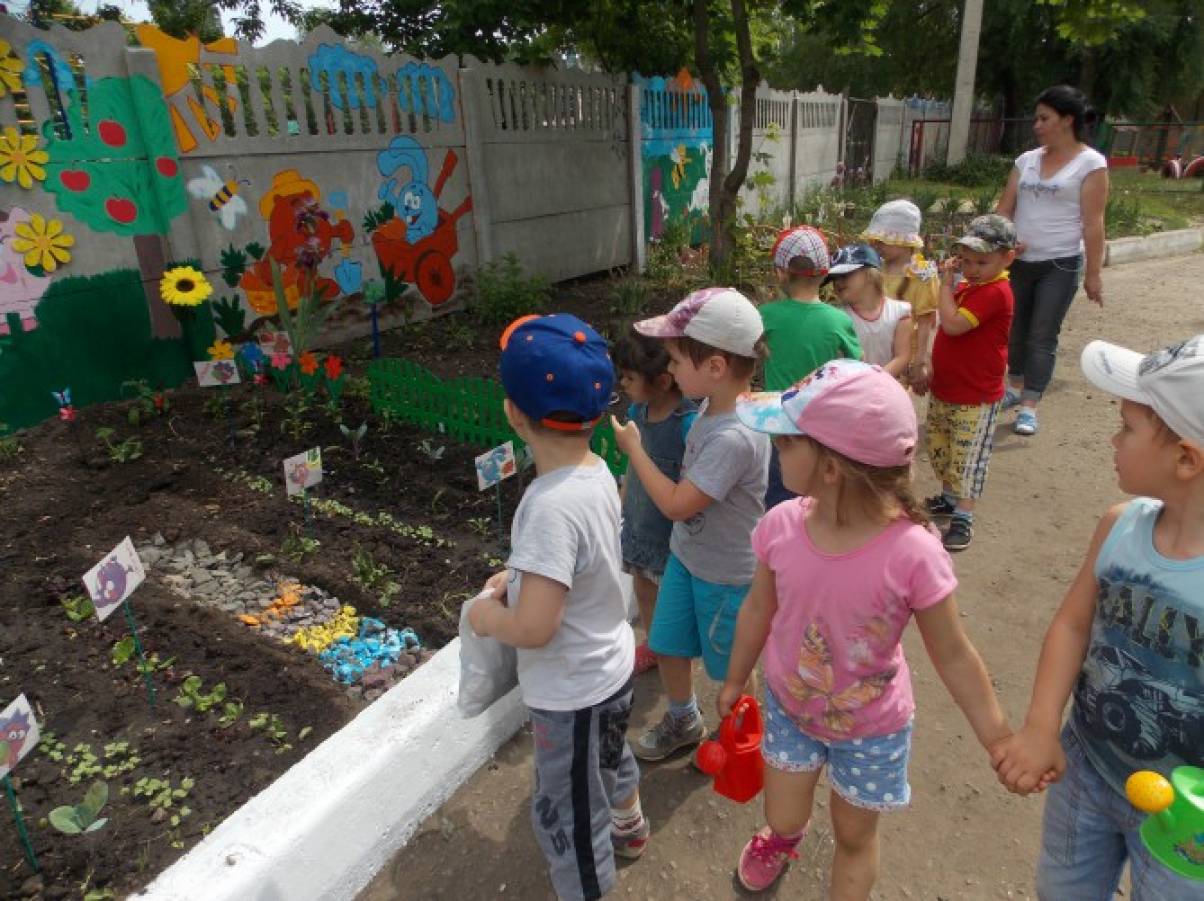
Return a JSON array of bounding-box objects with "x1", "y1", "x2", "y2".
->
[
  {"x1": 156, "y1": 157, "x2": 178, "y2": 177},
  {"x1": 59, "y1": 169, "x2": 90, "y2": 192},
  {"x1": 97, "y1": 120, "x2": 126, "y2": 147},
  {"x1": 105, "y1": 197, "x2": 137, "y2": 223}
]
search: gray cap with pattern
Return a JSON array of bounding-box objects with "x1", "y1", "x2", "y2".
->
[{"x1": 955, "y1": 214, "x2": 1017, "y2": 253}]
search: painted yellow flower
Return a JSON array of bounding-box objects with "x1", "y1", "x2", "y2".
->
[
  {"x1": 0, "y1": 41, "x2": 24, "y2": 97},
  {"x1": 11, "y1": 214, "x2": 74, "y2": 273},
  {"x1": 207, "y1": 339, "x2": 235, "y2": 360},
  {"x1": 160, "y1": 266, "x2": 213, "y2": 307},
  {"x1": 0, "y1": 127, "x2": 47, "y2": 189}
]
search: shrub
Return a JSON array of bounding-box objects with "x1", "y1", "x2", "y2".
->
[
  {"x1": 922, "y1": 153, "x2": 1013, "y2": 188},
  {"x1": 473, "y1": 253, "x2": 550, "y2": 327}
]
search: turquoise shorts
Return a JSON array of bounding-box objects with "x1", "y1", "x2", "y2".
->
[{"x1": 647, "y1": 553, "x2": 748, "y2": 681}]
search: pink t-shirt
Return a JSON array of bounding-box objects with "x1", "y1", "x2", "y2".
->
[{"x1": 752, "y1": 498, "x2": 957, "y2": 742}]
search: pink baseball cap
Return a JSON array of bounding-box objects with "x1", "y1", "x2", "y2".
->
[
  {"x1": 771, "y1": 226, "x2": 830, "y2": 275},
  {"x1": 634, "y1": 287, "x2": 763, "y2": 358},
  {"x1": 735, "y1": 359, "x2": 917, "y2": 467}
]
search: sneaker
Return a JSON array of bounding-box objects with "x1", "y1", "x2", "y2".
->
[
  {"x1": 737, "y1": 827, "x2": 803, "y2": 892},
  {"x1": 1002, "y1": 386, "x2": 1022, "y2": 409},
  {"x1": 1014, "y1": 409, "x2": 1038, "y2": 436},
  {"x1": 633, "y1": 642, "x2": 658, "y2": 676},
  {"x1": 924, "y1": 494, "x2": 956, "y2": 518},
  {"x1": 612, "y1": 815, "x2": 650, "y2": 860},
  {"x1": 633, "y1": 709, "x2": 706, "y2": 762},
  {"x1": 943, "y1": 518, "x2": 973, "y2": 552}
]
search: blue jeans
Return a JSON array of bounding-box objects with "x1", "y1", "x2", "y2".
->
[
  {"x1": 1007, "y1": 256, "x2": 1082, "y2": 401},
  {"x1": 1037, "y1": 726, "x2": 1202, "y2": 900}
]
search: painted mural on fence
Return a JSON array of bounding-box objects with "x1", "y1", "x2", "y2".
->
[
  {"x1": 0, "y1": 23, "x2": 473, "y2": 431},
  {"x1": 637, "y1": 71, "x2": 712, "y2": 245}
]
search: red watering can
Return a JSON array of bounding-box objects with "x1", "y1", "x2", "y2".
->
[{"x1": 696, "y1": 695, "x2": 764, "y2": 803}]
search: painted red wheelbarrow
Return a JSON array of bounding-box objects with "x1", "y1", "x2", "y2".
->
[{"x1": 372, "y1": 150, "x2": 474, "y2": 307}]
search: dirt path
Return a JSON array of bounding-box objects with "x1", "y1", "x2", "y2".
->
[{"x1": 361, "y1": 253, "x2": 1204, "y2": 901}]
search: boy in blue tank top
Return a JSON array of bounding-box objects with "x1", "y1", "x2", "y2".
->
[{"x1": 993, "y1": 334, "x2": 1204, "y2": 899}]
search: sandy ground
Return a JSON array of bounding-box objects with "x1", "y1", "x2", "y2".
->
[{"x1": 361, "y1": 253, "x2": 1204, "y2": 901}]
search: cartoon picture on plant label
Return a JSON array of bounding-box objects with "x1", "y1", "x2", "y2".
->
[
  {"x1": 0, "y1": 693, "x2": 39, "y2": 780},
  {"x1": 194, "y1": 359, "x2": 241, "y2": 387},
  {"x1": 475, "y1": 441, "x2": 516, "y2": 491},
  {"x1": 283, "y1": 447, "x2": 323, "y2": 496},
  {"x1": 82, "y1": 536, "x2": 146, "y2": 621}
]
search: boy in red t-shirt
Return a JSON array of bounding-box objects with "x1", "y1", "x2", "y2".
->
[{"x1": 923, "y1": 215, "x2": 1016, "y2": 551}]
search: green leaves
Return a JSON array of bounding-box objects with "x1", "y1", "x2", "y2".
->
[
  {"x1": 220, "y1": 244, "x2": 248, "y2": 288},
  {"x1": 49, "y1": 780, "x2": 109, "y2": 835},
  {"x1": 174, "y1": 675, "x2": 228, "y2": 713}
]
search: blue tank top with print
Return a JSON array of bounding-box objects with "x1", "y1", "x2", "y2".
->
[{"x1": 1070, "y1": 498, "x2": 1204, "y2": 796}]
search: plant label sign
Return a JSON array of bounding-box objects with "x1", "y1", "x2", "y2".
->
[
  {"x1": 259, "y1": 330, "x2": 293, "y2": 356},
  {"x1": 284, "y1": 448, "x2": 323, "y2": 496},
  {"x1": 82, "y1": 537, "x2": 146, "y2": 622},
  {"x1": 0, "y1": 694, "x2": 39, "y2": 781},
  {"x1": 476, "y1": 441, "x2": 517, "y2": 491},
  {"x1": 194, "y1": 360, "x2": 241, "y2": 387}
]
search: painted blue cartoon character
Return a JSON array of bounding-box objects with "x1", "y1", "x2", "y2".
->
[
  {"x1": 95, "y1": 555, "x2": 131, "y2": 606},
  {"x1": 377, "y1": 136, "x2": 438, "y2": 243},
  {"x1": 477, "y1": 445, "x2": 515, "y2": 487}
]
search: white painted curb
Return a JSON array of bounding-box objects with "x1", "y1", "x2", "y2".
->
[
  {"x1": 1105, "y1": 227, "x2": 1204, "y2": 267},
  {"x1": 138, "y1": 639, "x2": 528, "y2": 901}
]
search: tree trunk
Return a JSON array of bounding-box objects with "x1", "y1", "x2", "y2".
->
[{"x1": 694, "y1": 0, "x2": 758, "y2": 274}]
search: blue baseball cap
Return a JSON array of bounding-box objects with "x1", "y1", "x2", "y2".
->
[
  {"x1": 821, "y1": 243, "x2": 882, "y2": 285},
  {"x1": 499, "y1": 314, "x2": 614, "y2": 431}
]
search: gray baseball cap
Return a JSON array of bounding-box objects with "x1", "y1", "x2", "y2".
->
[{"x1": 954, "y1": 214, "x2": 1017, "y2": 253}]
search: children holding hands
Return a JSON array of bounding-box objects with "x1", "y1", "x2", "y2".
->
[
  {"x1": 721, "y1": 360, "x2": 1012, "y2": 895},
  {"x1": 993, "y1": 335, "x2": 1204, "y2": 900}
]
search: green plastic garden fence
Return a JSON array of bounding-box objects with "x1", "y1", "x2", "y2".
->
[{"x1": 368, "y1": 358, "x2": 627, "y2": 477}]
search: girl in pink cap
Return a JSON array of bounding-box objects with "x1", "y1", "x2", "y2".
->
[{"x1": 722, "y1": 359, "x2": 1013, "y2": 895}]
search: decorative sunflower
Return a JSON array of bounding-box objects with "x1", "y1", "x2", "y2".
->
[
  {"x1": 160, "y1": 266, "x2": 213, "y2": 308},
  {"x1": 11, "y1": 214, "x2": 74, "y2": 273},
  {"x1": 0, "y1": 41, "x2": 24, "y2": 97},
  {"x1": 207, "y1": 339, "x2": 235, "y2": 360},
  {"x1": 0, "y1": 126, "x2": 47, "y2": 188}
]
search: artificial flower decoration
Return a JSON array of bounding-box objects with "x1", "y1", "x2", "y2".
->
[
  {"x1": 11, "y1": 214, "x2": 74, "y2": 273},
  {"x1": 298, "y1": 351, "x2": 319, "y2": 376},
  {"x1": 160, "y1": 266, "x2": 213, "y2": 307},
  {"x1": 207, "y1": 339, "x2": 235, "y2": 360},
  {"x1": 0, "y1": 41, "x2": 24, "y2": 97},
  {"x1": 270, "y1": 351, "x2": 292, "y2": 370},
  {"x1": 0, "y1": 127, "x2": 47, "y2": 188},
  {"x1": 323, "y1": 354, "x2": 344, "y2": 380}
]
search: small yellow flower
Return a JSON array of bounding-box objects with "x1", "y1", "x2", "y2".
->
[
  {"x1": 0, "y1": 41, "x2": 24, "y2": 98},
  {"x1": 0, "y1": 126, "x2": 47, "y2": 189},
  {"x1": 207, "y1": 339, "x2": 235, "y2": 360},
  {"x1": 11, "y1": 214, "x2": 74, "y2": 273},
  {"x1": 160, "y1": 266, "x2": 213, "y2": 307}
]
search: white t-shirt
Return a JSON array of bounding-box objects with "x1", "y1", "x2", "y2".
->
[
  {"x1": 842, "y1": 298, "x2": 910, "y2": 368},
  {"x1": 1013, "y1": 147, "x2": 1108, "y2": 261},
  {"x1": 505, "y1": 459, "x2": 634, "y2": 711}
]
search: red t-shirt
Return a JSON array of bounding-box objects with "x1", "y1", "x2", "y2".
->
[{"x1": 931, "y1": 275, "x2": 1013, "y2": 405}]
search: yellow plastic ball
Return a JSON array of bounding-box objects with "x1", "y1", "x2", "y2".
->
[{"x1": 1126, "y1": 771, "x2": 1174, "y2": 814}]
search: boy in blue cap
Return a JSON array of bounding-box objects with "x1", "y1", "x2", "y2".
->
[{"x1": 469, "y1": 313, "x2": 647, "y2": 900}]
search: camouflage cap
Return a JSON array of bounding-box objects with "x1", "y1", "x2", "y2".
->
[{"x1": 954, "y1": 214, "x2": 1017, "y2": 253}]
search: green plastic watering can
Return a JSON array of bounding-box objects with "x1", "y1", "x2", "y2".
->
[{"x1": 1126, "y1": 767, "x2": 1204, "y2": 880}]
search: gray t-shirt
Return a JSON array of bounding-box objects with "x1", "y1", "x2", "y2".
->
[
  {"x1": 506, "y1": 459, "x2": 634, "y2": 711},
  {"x1": 670, "y1": 411, "x2": 770, "y2": 585}
]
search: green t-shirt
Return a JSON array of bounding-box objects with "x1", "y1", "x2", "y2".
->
[{"x1": 760, "y1": 298, "x2": 863, "y2": 391}]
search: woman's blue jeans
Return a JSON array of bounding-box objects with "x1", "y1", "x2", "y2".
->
[{"x1": 1007, "y1": 255, "x2": 1083, "y2": 402}]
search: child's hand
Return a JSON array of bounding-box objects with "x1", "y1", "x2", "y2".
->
[
  {"x1": 467, "y1": 591, "x2": 503, "y2": 636},
  {"x1": 991, "y1": 725, "x2": 1066, "y2": 795},
  {"x1": 939, "y1": 256, "x2": 961, "y2": 285},
  {"x1": 484, "y1": 569, "x2": 509, "y2": 601},
  {"x1": 610, "y1": 415, "x2": 641, "y2": 456},
  {"x1": 908, "y1": 359, "x2": 931, "y2": 396},
  {"x1": 715, "y1": 682, "x2": 744, "y2": 722}
]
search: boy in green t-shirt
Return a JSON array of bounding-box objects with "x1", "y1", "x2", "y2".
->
[{"x1": 760, "y1": 225, "x2": 863, "y2": 507}]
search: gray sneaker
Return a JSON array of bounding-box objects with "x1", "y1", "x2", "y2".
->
[{"x1": 633, "y1": 710, "x2": 706, "y2": 762}]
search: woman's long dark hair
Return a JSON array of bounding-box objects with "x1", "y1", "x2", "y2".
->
[{"x1": 1036, "y1": 85, "x2": 1099, "y2": 143}]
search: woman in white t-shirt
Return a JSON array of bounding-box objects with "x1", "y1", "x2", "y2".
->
[
  {"x1": 825, "y1": 243, "x2": 911, "y2": 379},
  {"x1": 997, "y1": 85, "x2": 1109, "y2": 437}
]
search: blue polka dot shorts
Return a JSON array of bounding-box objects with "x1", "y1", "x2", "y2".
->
[{"x1": 762, "y1": 688, "x2": 913, "y2": 812}]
